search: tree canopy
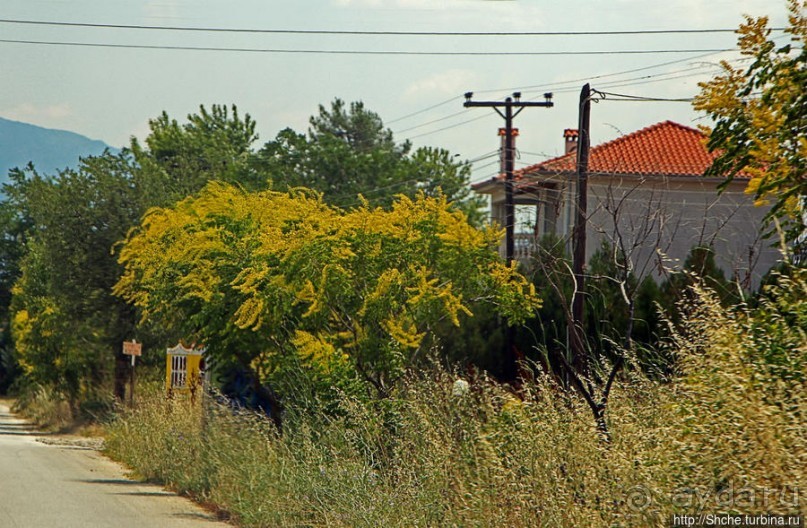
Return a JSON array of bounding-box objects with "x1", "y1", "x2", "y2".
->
[
  {"x1": 694, "y1": 0, "x2": 806, "y2": 245},
  {"x1": 0, "y1": 100, "x2": 488, "y2": 405},
  {"x1": 2, "y1": 105, "x2": 268, "y2": 402},
  {"x1": 114, "y1": 182, "x2": 539, "y2": 398},
  {"x1": 257, "y1": 99, "x2": 485, "y2": 223}
]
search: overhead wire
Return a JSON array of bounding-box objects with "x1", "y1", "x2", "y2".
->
[
  {"x1": 0, "y1": 18, "x2": 786, "y2": 36},
  {"x1": 0, "y1": 38, "x2": 737, "y2": 56},
  {"x1": 386, "y1": 96, "x2": 460, "y2": 125},
  {"x1": 467, "y1": 150, "x2": 501, "y2": 163},
  {"x1": 470, "y1": 49, "x2": 736, "y2": 96},
  {"x1": 594, "y1": 90, "x2": 694, "y2": 102},
  {"x1": 392, "y1": 109, "x2": 469, "y2": 134},
  {"x1": 399, "y1": 65, "x2": 723, "y2": 140},
  {"x1": 394, "y1": 53, "x2": 751, "y2": 139},
  {"x1": 405, "y1": 113, "x2": 495, "y2": 140}
]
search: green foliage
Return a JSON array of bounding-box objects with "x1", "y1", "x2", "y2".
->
[
  {"x1": 1, "y1": 99, "x2": 484, "y2": 407},
  {"x1": 586, "y1": 239, "x2": 638, "y2": 355},
  {"x1": 694, "y1": 0, "x2": 807, "y2": 244},
  {"x1": 524, "y1": 237, "x2": 664, "y2": 377},
  {"x1": 106, "y1": 267, "x2": 806, "y2": 527},
  {"x1": 660, "y1": 245, "x2": 740, "y2": 329},
  {"x1": 114, "y1": 182, "x2": 540, "y2": 399},
  {"x1": 8, "y1": 160, "x2": 140, "y2": 404},
  {"x1": 747, "y1": 264, "x2": 807, "y2": 384},
  {"x1": 133, "y1": 104, "x2": 265, "y2": 196},
  {"x1": 523, "y1": 234, "x2": 574, "y2": 358},
  {"x1": 257, "y1": 99, "x2": 485, "y2": 223},
  {"x1": 3, "y1": 105, "x2": 270, "y2": 405}
]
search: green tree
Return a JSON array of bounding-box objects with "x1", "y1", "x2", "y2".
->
[
  {"x1": 132, "y1": 104, "x2": 266, "y2": 201},
  {"x1": 660, "y1": 245, "x2": 740, "y2": 331},
  {"x1": 694, "y1": 0, "x2": 806, "y2": 245},
  {"x1": 4, "y1": 105, "x2": 269, "y2": 404},
  {"x1": 9, "y1": 159, "x2": 138, "y2": 406},
  {"x1": 257, "y1": 99, "x2": 485, "y2": 223}
]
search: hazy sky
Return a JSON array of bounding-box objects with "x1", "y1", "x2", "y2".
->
[{"x1": 0, "y1": 0, "x2": 792, "y2": 183}]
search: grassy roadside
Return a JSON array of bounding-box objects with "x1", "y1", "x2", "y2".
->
[
  {"x1": 105, "y1": 375, "x2": 670, "y2": 527},
  {"x1": 6, "y1": 384, "x2": 112, "y2": 435},
  {"x1": 101, "y1": 284, "x2": 805, "y2": 527}
]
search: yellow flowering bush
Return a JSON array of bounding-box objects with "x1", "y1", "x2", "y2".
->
[{"x1": 115, "y1": 182, "x2": 540, "y2": 396}]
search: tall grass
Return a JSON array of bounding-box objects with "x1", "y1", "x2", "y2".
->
[
  {"x1": 106, "y1": 374, "x2": 668, "y2": 527},
  {"x1": 105, "y1": 279, "x2": 805, "y2": 527},
  {"x1": 12, "y1": 382, "x2": 117, "y2": 431}
]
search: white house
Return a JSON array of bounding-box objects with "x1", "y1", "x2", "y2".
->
[{"x1": 472, "y1": 121, "x2": 782, "y2": 288}]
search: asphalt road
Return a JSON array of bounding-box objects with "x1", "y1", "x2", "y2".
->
[{"x1": 0, "y1": 402, "x2": 232, "y2": 528}]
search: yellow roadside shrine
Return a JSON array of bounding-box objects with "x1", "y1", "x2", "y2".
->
[{"x1": 165, "y1": 342, "x2": 206, "y2": 396}]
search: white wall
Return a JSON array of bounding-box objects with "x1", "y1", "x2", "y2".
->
[{"x1": 484, "y1": 174, "x2": 783, "y2": 289}]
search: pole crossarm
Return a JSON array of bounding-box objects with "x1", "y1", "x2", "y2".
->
[{"x1": 463, "y1": 101, "x2": 554, "y2": 108}]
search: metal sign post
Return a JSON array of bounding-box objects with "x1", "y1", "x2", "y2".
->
[{"x1": 123, "y1": 340, "x2": 142, "y2": 406}]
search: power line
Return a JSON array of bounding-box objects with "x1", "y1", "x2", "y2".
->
[
  {"x1": 400, "y1": 66, "x2": 718, "y2": 138},
  {"x1": 518, "y1": 151, "x2": 555, "y2": 159},
  {"x1": 398, "y1": 64, "x2": 734, "y2": 138},
  {"x1": 386, "y1": 96, "x2": 459, "y2": 125},
  {"x1": 472, "y1": 159, "x2": 502, "y2": 171},
  {"x1": 405, "y1": 113, "x2": 494, "y2": 140},
  {"x1": 0, "y1": 38, "x2": 736, "y2": 56},
  {"x1": 0, "y1": 18, "x2": 784, "y2": 36},
  {"x1": 472, "y1": 49, "x2": 733, "y2": 95},
  {"x1": 393, "y1": 109, "x2": 469, "y2": 134},
  {"x1": 467, "y1": 150, "x2": 501, "y2": 163},
  {"x1": 391, "y1": 55, "x2": 730, "y2": 139},
  {"x1": 595, "y1": 90, "x2": 693, "y2": 102},
  {"x1": 384, "y1": 52, "x2": 738, "y2": 134}
]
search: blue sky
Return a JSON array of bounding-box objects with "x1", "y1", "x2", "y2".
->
[{"x1": 0, "y1": 0, "x2": 792, "y2": 183}]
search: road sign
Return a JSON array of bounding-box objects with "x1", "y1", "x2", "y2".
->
[{"x1": 123, "y1": 340, "x2": 142, "y2": 356}]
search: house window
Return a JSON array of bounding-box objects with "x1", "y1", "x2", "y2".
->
[{"x1": 515, "y1": 204, "x2": 539, "y2": 236}]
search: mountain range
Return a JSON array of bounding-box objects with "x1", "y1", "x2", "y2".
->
[{"x1": 0, "y1": 117, "x2": 117, "y2": 184}]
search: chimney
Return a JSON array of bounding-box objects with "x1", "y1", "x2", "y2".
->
[
  {"x1": 499, "y1": 127, "x2": 519, "y2": 174},
  {"x1": 564, "y1": 128, "x2": 578, "y2": 155}
]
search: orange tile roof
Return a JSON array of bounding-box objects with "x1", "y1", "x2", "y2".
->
[{"x1": 522, "y1": 120, "x2": 726, "y2": 178}]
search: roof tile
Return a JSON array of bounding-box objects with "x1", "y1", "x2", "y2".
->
[{"x1": 522, "y1": 120, "x2": 733, "y2": 178}]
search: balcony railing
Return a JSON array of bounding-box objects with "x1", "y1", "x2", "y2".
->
[{"x1": 498, "y1": 233, "x2": 539, "y2": 262}]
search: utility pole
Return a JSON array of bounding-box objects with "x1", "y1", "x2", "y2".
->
[
  {"x1": 464, "y1": 91, "x2": 553, "y2": 382},
  {"x1": 464, "y1": 91, "x2": 554, "y2": 265},
  {"x1": 571, "y1": 83, "x2": 591, "y2": 376}
]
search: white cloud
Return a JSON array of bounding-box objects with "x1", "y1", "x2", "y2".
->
[
  {"x1": 143, "y1": 0, "x2": 182, "y2": 21},
  {"x1": 4, "y1": 103, "x2": 73, "y2": 122},
  {"x1": 403, "y1": 69, "x2": 477, "y2": 100}
]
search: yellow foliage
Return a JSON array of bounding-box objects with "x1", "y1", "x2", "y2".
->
[
  {"x1": 693, "y1": 1, "x2": 806, "y2": 229},
  {"x1": 292, "y1": 330, "x2": 348, "y2": 374},
  {"x1": 382, "y1": 316, "x2": 425, "y2": 349},
  {"x1": 114, "y1": 182, "x2": 541, "y2": 387}
]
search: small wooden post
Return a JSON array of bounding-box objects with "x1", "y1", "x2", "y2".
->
[{"x1": 123, "y1": 340, "x2": 142, "y2": 407}]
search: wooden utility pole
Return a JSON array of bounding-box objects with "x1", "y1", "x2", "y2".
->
[
  {"x1": 571, "y1": 83, "x2": 591, "y2": 375},
  {"x1": 464, "y1": 91, "x2": 554, "y2": 265},
  {"x1": 464, "y1": 91, "x2": 553, "y2": 381}
]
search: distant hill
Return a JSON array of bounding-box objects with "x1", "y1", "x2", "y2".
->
[{"x1": 0, "y1": 117, "x2": 117, "y2": 183}]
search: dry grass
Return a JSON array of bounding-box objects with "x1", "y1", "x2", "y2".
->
[{"x1": 104, "y1": 279, "x2": 806, "y2": 527}]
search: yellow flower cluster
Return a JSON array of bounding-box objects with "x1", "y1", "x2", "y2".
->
[{"x1": 114, "y1": 182, "x2": 541, "y2": 382}]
